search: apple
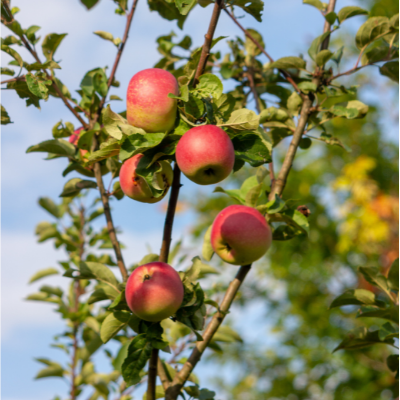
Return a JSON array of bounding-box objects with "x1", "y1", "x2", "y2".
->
[
  {"x1": 69, "y1": 127, "x2": 88, "y2": 159},
  {"x1": 175, "y1": 125, "x2": 235, "y2": 185},
  {"x1": 211, "y1": 205, "x2": 272, "y2": 265},
  {"x1": 125, "y1": 261, "x2": 184, "y2": 322},
  {"x1": 127, "y1": 68, "x2": 179, "y2": 133},
  {"x1": 119, "y1": 153, "x2": 173, "y2": 203}
]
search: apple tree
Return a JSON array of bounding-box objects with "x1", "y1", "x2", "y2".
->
[{"x1": 1, "y1": 0, "x2": 398, "y2": 399}]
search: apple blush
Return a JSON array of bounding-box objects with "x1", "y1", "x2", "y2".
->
[
  {"x1": 125, "y1": 262, "x2": 184, "y2": 322},
  {"x1": 126, "y1": 68, "x2": 179, "y2": 133},
  {"x1": 211, "y1": 205, "x2": 272, "y2": 265},
  {"x1": 175, "y1": 125, "x2": 235, "y2": 185}
]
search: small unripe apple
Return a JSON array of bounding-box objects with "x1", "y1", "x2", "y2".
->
[
  {"x1": 125, "y1": 262, "x2": 184, "y2": 322},
  {"x1": 175, "y1": 125, "x2": 235, "y2": 185},
  {"x1": 119, "y1": 154, "x2": 173, "y2": 203},
  {"x1": 127, "y1": 68, "x2": 179, "y2": 133},
  {"x1": 211, "y1": 205, "x2": 272, "y2": 265}
]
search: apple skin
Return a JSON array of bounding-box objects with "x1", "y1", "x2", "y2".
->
[
  {"x1": 211, "y1": 205, "x2": 272, "y2": 265},
  {"x1": 127, "y1": 68, "x2": 179, "y2": 133},
  {"x1": 125, "y1": 261, "x2": 184, "y2": 322},
  {"x1": 119, "y1": 153, "x2": 173, "y2": 203},
  {"x1": 175, "y1": 125, "x2": 235, "y2": 185}
]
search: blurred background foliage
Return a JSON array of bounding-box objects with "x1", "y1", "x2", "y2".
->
[{"x1": 176, "y1": 0, "x2": 399, "y2": 398}]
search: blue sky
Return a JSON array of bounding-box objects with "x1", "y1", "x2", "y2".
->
[{"x1": 1, "y1": 0, "x2": 398, "y2": 399}]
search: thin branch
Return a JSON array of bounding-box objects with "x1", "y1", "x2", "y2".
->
[
  {"x1": 97, "y1": 0, "x2": 139, "y2": 115},
  {"x1": 1, "y1": 75, "x2": 25, "y2": 85},
  {"x1": 2, "y1": 1, "x2": 89, "y2": 128},
  {"x1": 147, "y1": 349, "x2": 160, "y2": 400},
  {"x1": 269, "y1": 0, "x2": 337, "y2": 200},
  {"x1": 194, "y1": 0, "x2": 225, "y2": 84},
  {"x1": 159, "y1": 164, "x2": 182, "y2": 263},
  {"x1": 223, "y1": 6, "x2": 301, "y2": 94},
  {"x1": 165, "y1": 265, "x2": 252, "y2": 400},
  {"x1": 92, "y1": 147, "x2": 128, "y2": 281},
  {"x1": 158, "y1": 358, "x2": 171, "y2": 391}
]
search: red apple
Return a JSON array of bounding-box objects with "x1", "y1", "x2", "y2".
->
[
  {"x1": 126, "y1": 68, "x2": 179, "y2": 133},
  {"x1": 69, "y1": 127, "x2": 88, "y2": 158},
  {"x1": 175, "y1": 125, "x2": 235, "y2": 185},
  {"x1": 211, "y1": 205, "x2": 272, "y2": 265},
  {"x1": 119, "y1": 154, "x2": 173, "y2": 203},
  {"x1": 125, "y1": 261, "x2": 184, "y2": 322}
]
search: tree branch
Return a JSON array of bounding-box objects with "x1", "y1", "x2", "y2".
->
[
  {"x1": 165, "y1": 265, "x2": 252, "y2": 399},
  {"x1": 97, "y1": 0, "x2": 139, "y2": 115},
  {"x1": 92, "y1": 151, "x2": 128, "y2": 281},
  {"x1": 2, "y1": 1, "x2": 89, "y2": 128},
  {"x1": 194, "y1": 0, "x2": 224, "y2": 84},
  {"x1": 223, "y1": 6, "x2": 301, "y2": 94},
  {"x1": 147, "y1": 348, "x2": 160, "y2": 400},
  {"x1": 269, "y1": 0, "x2": 336, "y2": 200}
]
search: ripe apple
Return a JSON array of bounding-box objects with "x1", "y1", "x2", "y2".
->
[
  {"x1": 211, "y1": 205, "x2": 272, "y2": 265},
  {"x1": 119, "y1": 153, "x2": 173, "y2": 203},
  {"x1": 175, "y1": 125, "x2": 235, "y2": 185},
  {"x1": 125, "y1": 261, "x2": 184, "y2": 322},
  {"x1": 126, "y1": 68, "x2": 179, "y2": 133}
]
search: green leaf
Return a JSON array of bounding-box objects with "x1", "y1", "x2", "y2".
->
[
  {"x1": 202, "y1": 225, "x2": 214, "y2": 262},
  {"x1": 297, "y1": 81, "x2": 317, "y2": 93},
  {"x1": 338, "y1": 6, "x2": 368, "y2": 24},
  {"x1": 59, "y1": 178, "x2": 97, "y2": 197},
  {"x1": 330, "y1": 100, "x2": 369, "y2": 119},
  {"x1": 212, "y1": 325, "x2": 243, "y2": 343},
  {"x1": 143, "y1": 385, "x2": 165, "y2": 400},
  {"x1": 42, "y1": 33, "x2": 67, "y2": 60},
  {"x1": 1, "y1": 44, "x2": 23, "y2": 67},
  {"x1": 287, "y1": 92, "x2": 303, "y2": 116},
  {"x1": 100, "y1": 311, "x2": 132, "y2": 343},
  {"x1": 26, "y1": 139, "x2": 75, "y2": 156},
  {"x1": 379, "y1": 322, "x2": 399, "y2": 341},
  {"x1": 359, "y1": 266, "x2": 392, "y2": 299},
  {"x1": 232, "y1": 129, "x2": 272, "y2": 166},
  {"x1": 379, "y1": 61, "x2": 399, "y2": 83},
  {"x1": 388, "y1": 258, "x2": 399, "y2": 291},
  {"x1": 1, "y1": 67, "x2": 15, "y2": 76},
  {"x1": 219, "y1": 109, "x2": 259, "y2": 131},
  {"x1": 325, "y1": 11, "x2": 337, "y2": 25},
  {"x1": 175, "y1": 0, "x2": 196, "y2": 15},
  {"x1": 25, "y1": 72, "x2": 51, "y2": 99},
  {"x1": 81, "y1": 0, "x2": 101, "y2": 9},
  {"x1": 94, "y1": 30, "x2": 114, "y2": 41},
  {"x1": 330, "y1": 289, "x2": 377, "y2": 308},
  {"x1": 358, "y1": 305, "x2": 399, "y2": 323},
  {"x1": 268, "y1": 56, "x2": 306, "y2": 70},
  {"x1": 1, "y1": 104, "x2": 12, "y2": 125},
  {"x1": 232, "y1": 0, "x2": 264, "y2": 22},
  {"x1": 199, "y1": 388, "x2": 216, "y2": 400},
  {"x1": 25, "y1": 60, "x2": 61, "y2": 71},
  {"x1": 119, "y1": 132, "x2": 166, "y2": 161},
  {"x1": 35, "y1": 364, "x2": 64, "y2": 379},
  {"x1": 214, "y1": 187, "x2": 244, "y2": 204},
  {"x1": 86, "y1": 138, "x2": 120, "y2": 165},
  {"x1": 387, "y1": 354, "x2": 399, "y2": 378},
  {"x1": 79, "y1": 261, "x2": 120, "y2": 290},
  {"x1": 333, "y1": 327, "x2": 394, "y2": 352},
  {"x1": 361, "y1": 42, "x2": 391, "y2": 66},
  {"x1": 195, "y1": 73, "x2": 223, "y2": 100},
  {"x1": 303, "y1": 0, "x2": 326, "y2": 11},
  {"x1": 355, "y1": 17, "x2": 391, "y2": 50},
  {"x1": 308, "y1": 31, "x2": 331, "y2": 61},
  {"x1": 122, "y1": 334, "x2": 153, "y2": 386},
  {"x1": 315, "y1": 49, "x2": 333, "y2": 66},
  {"x1": 29, "y1": 268, "x2": 59, "y2": 284},
  {"x1": 88, "y1": 285, "x2": 120, "y2": 304},
  {"x1": 245, "y1": 28, "x2": 264, "y2": 57},
  {"x1": 265, "y1": 194, "x2": 286, "y2": 214}
]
